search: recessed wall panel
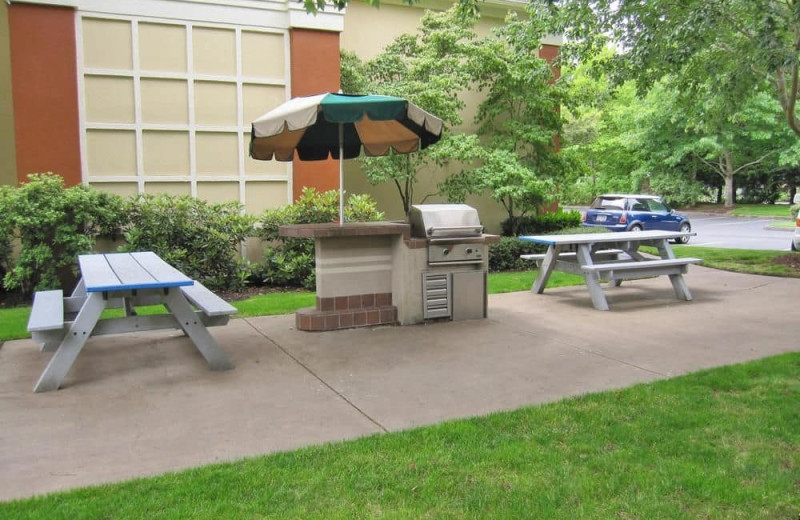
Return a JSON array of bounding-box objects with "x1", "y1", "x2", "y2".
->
[
  {"x1": 143, "y1": 182, "x2": 190, "y2": 196},
  {"x1": 82, "y1": 18, "x2": 132, "y2": 70},
  {"x1": 84, "y1": 76, "x2": 134, "y2": 123},
  {"x1": 245, "y1": 181, "x2": 288, "y2": 214},
  {"x1": 143, "y1": 131, "x2": 189, "y2": 175},
  {"x1": 242, "y1": 31, "x2": 284, "y2": 78},
  {"x1": 195, "y1": 81, "x2": 237, "y2": 126},
  {"x1": 88, "y1": 182, "x2": 139, "y2": 198},
  {"x1": 86, "y1": 129, "x2": 136, "y2": 176},
  {"x1": 243, "y1": 84, "x2": 285, "y2": 127},
  {"x1": 196, "y1": 132, "x2": 239, "y2": 175},
  {"x1": 140, "y1": 79, "x2": 188, "y2": 124},
  {"x1": 139, "y1": 23, "x2": 186, "y2": 72},
  {"x1": 193, "y1": 27, "x2": 236, "y2": 76},
  {"x1": 197, "y1": 181, "x2": 240, "y2": 204}
]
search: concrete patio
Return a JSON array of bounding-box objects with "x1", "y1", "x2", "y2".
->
[{"x1": 1, "y1": 265, "x2": 796, "y2": 501}]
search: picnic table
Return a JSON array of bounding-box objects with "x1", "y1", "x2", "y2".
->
[
  {"x1": 519, "y1": 230, "x2": 701, "y2": 311},
  {"x1": 27, "y1": 252, "x2": 236, "y2": 392}
]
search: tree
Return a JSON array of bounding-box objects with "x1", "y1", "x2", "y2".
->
[
  {"x1": 438, "y1": 7, "x2": 566, "y2": 234},
  {"x1": 340, "y1": 6, "x2": 479, "y2": 215},
  {"x1": 547, "y1": 0, "x2": 800, "y2": 142}
]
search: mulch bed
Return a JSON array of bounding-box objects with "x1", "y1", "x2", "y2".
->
[
  {"x1": 770, "y1": 253, "x2": 800, "y2": 271},
  {"x1": 0, "y1": 284, "x2": 304, "y2": 309}
]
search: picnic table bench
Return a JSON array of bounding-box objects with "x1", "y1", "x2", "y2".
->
[
  {"x1": 519, "y1": 230, "x2": 702, "y2": 311},
  {"x1": 27, "y1": 252, "x2": 235, "y2": 392}
]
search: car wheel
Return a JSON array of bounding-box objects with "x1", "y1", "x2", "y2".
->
[
  {"x1": 629, "y1": 224, "x2": 643, "y2": 232},
  {"x1": 792, "y1": 241, "x2": 797, "y2": 252},
  {"x1": 675, "y1": 223, "x2": 691, "y2": 244}
]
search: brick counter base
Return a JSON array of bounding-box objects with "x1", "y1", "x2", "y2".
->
[{"x1": 296, "y1": 292, "x2": 397, "y2": 331}]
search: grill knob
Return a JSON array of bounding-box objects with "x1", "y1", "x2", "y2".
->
[
  {"x1": 465, "y1": 248, "x2": 473, "y2": 254},
  {"x1": 443, "y1": 248, "x2": 450, "y2": 255}
]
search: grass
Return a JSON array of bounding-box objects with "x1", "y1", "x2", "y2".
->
[
  {"x1": 727, "y1": 204, "x2": 794, "y2": 218},
  {"x1": 488, "y1": 269, "x2": 582, "y2": 293},
  {"x1": 669, "y1": 245, "x2": 800, "y2": 277},
  {"x1": 2, "y1": 352, "x2": 799, "y2": 518},
  {"x1": 232, "y1": 291, "x2": 316, "y2": 318}
]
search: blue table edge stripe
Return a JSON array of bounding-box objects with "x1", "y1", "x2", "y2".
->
[{"x1": 85, "y1": 279, "x2": 194, "y2": 293}]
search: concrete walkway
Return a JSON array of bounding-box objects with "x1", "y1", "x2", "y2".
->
[{"x1": 1, "y1": 266, "x2": 797, "y2": 501}]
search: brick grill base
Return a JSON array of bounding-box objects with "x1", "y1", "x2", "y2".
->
[{"x1": 296, "y1": 292, "x2": 398, "y2": 331}]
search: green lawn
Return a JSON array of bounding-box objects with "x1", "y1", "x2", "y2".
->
[
  {"x1": 671, "y1": 245, "x2": 800, "y2": 277},
  {"x1": 726, "y1": 204, "x2": 794, "y2": 218},
  {"x1": 3, "y1": 352, "x2": 798, "y2": 518}
]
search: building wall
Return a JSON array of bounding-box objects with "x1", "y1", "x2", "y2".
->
[
  {"x1": 289, "y1": 28, "x2": 340, "y2": 200},
  {"x1": 77, "y1": 14, "x2": 291, "y2": 213},
  {"x1": 0, "y1": 1, "x2": 16, "y2": 186},
  {"x1": 9, "y1": 3, "x2": 82, "y2": 185},
  {"x1": 3, "y1": 0, "x2": 344, "y2": 214}
]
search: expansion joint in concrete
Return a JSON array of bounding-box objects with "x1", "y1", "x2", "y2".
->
[{"x1": 242, "y1": 318, "x2": 389, "y2": 433}]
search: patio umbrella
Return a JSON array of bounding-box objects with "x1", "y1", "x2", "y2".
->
[{"x1": 250, "y1": 93, "x2": 444, "y2": 223}]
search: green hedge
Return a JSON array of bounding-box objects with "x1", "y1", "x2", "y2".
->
[
  {"x1": 488, "y1": 237, "x2": 544, "y2": 272},
  {"x1": 0, "y1": 174, "x2": 124, "y2": 300},
  {"x1": 501, "y1": 210, "x2": 582, "y2": 237},
  {"x1": 121, "y1": 194, "x2": 255, "y2": 290},
  {"x1": 253, "y1": 188, "x2": 384, "y2": 289}
]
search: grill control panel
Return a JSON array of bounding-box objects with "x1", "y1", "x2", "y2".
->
[{"x1": 428, "y1": 243, "x2": 485, "y2": 264}]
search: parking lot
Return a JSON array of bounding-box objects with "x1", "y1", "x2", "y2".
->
[{"x1": 686, "y1": 213, "x2": 794, "y2": 251}]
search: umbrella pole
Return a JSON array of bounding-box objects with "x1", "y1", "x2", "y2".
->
[{"x1": 338, "y1": 123, "x2": 344, "y2": 225}]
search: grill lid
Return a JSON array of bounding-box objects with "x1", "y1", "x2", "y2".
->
[{"x1": 408, "y1": 204, "x2": 483, "y2": 239}]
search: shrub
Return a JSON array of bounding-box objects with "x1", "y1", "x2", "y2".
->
[
  {"x1": 488, "y1": 237, "x2": 544, "y2": 272},
  {"x1": 1, "y1": 173, "x2": 125, "y2": 299},
  {"x1": 254, "y1": 188, "x2": 384, "y2": 289},
  {"x1": 121, "y1": 194, "x2": 255, "y2": 290},
  {"x1": 501, "y1": 210, "x2": 582, "y2": 236}
]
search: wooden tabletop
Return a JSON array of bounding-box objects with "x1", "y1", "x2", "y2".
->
[{"x1": 78, "y1": 252, "x2": 193, "y2": 293}]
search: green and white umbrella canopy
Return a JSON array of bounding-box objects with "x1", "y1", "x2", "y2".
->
[
  {"x1": 250, "y1": 93, "x2": 444, "y2": 161},
  {"x1": 249, "y1": 93, "x2": 444, "y2": 223}
]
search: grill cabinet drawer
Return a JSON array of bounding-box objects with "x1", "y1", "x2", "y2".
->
[{"x1": 423, "y1": 273, "x2": 451, "y2": 319}]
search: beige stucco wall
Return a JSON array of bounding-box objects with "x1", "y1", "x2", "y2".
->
[
  {"x1": 340, "y1": 1, "x2": 525, "y2": 233},
  {"x1": 80, "y1": 15, "x2": 290, "y2": 213},
  {"x1": 0, "y1": 2, "x2": 16, "y2": 186}
]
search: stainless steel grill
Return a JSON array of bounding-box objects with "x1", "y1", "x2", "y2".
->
[
  {"x1": 408, "y1": 204, "x2": 483, "y2": 240},
  {"x1": 408, "y1": 204, "x2": 490, "y2": 321}
]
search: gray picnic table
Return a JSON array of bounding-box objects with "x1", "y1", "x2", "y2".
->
[
  {"x1": 27, "y1": 252, "x2": 236, "y2": 392},
  {"x1": 519, "y1": 230, "x2": 702, "y2": 311}
]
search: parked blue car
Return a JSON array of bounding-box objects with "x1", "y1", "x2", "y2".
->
[{"x1": 582, "y1": 194, "x2": 692, "y2": 244}]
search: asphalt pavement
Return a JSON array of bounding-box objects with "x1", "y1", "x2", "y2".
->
[{"x1": 684, "y1": 212, "x2": 794, "y2": 251}]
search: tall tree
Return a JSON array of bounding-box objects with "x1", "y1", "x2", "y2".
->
[
  {"x1": 547, "y1": 0, "x2": 800, "y2": 141},
  {"x1": 438, "y1": 7, "x2": 566, "y2": 234},
  {"x1": 340, "y1": 6, "x2": 478, "y2": 215}
]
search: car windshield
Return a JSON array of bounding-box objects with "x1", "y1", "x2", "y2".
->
[{"x1": 591, "y1": 197, "x2": 625, "y2": 210}]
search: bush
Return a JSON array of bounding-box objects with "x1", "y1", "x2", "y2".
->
[
  {"x1": 121, "y1": 194, "x2": 255, "y2": 290},
  {"x1": 501, "y1": 210, "x2": 582, "y2": 237},
  {"x1": 488, "y1": 237, "x2": 544, "y2": 272},
  {"x1": 254, "y1": 188, "x2": 384, "y2": 289},
  {"x1": 1, "y1": 173, "x2": 124, "y2": 299}
]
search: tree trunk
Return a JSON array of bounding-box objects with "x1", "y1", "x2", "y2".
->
[{"x1": 722, "y1": 150, "x2": 735, "y2": 209}]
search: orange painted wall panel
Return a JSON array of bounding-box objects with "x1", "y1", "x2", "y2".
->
[
  {"x1": 539, "y1": 43, "x2": 561, "y2": 152},
  {"x1": 289, "y1": 29, "x2": 340, "y2": 201},
  {"x1": 9, "y1": 4, "x2": 82, "y2": 186}
]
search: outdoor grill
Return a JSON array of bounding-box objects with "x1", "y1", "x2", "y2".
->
[{"x1": 407, "y1": 204, "x2": 492, "y2": 320}]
